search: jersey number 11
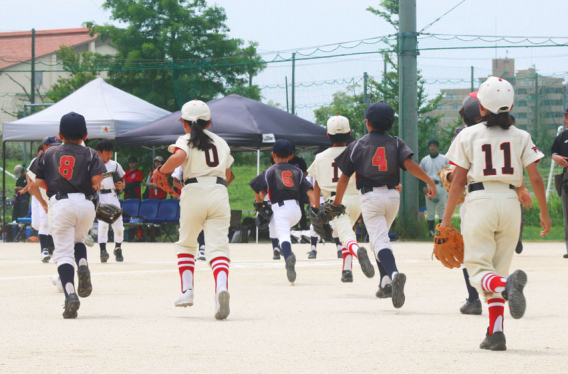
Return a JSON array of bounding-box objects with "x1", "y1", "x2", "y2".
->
[{"x1": 482, "y1": 142, "x2": 514, "y2": 176}]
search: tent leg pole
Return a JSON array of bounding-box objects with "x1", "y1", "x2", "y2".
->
[
  {"x1": 256, "y1": 149, "x2": 260, "y2": 244},
  {"x1": 2, "y1": 141, "x2": 6, "y2": 243}
]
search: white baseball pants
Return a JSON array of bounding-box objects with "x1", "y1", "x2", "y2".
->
[
  {"x1": 359, "y1": 187, "x2": 400, "y2": 254},
  {"x1": 269, "y1": 200, "x2": 301, "y2": 244}
]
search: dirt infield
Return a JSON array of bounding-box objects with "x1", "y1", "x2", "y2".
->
[{"x1": 1, "y1": 241, "x2": 567, "y2": 373}]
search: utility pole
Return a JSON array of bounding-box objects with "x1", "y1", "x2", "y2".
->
[
  {"x1": 398, "y1": 0, "x2": 419, "y2": 220},
  {"x1": 535, "y1": 72, "x2": 539, "y2": 138},
  {"x1": 470, "y1": 66, "x2": 475, "y2": 92},
  {"x1": 363, "y1": 72, "x2": 369, "y2": 134},
  {"x1": 31, "y1": 29, "x2": 36, "y2": 105},
  {"x1": 285, "y1": 76, "x2": 289, "y2": 113},
  {"x1": 291, "y1": 53, "x2": 296, "y2": 115}
]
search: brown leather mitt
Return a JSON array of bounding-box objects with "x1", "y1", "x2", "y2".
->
[
  {"x1": 153, "y1": 167, "x2": 179, "y2": 199},
  {"x1": 438, "y1": 167, "x2": 466, "y2": 205},
  {"x1": 433, "y1": 224, "x2": 464, "y2": 269}
]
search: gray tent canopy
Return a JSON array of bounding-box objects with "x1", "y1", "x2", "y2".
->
[
  {"x1": 2, "y1": 78, "x2": 170, "y2": 141},
  {"x1": 116, "y1": 94, "x2": 330, "y2": 150}
]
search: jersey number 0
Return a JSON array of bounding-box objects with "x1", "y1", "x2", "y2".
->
[
  {"x1": 59, "y1": 156, "x2": 76, "y2": 180},
  {"x1": 205, "y1": 144, "x2": 220, "y2": 167}
]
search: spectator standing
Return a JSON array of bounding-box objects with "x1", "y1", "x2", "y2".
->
[
  {"x1": 12, "y1": 165, "x2": 30, "y2": 222},
  {"x1": 146, "y1": 156, "x2": 167, "y2": 200},
  {"x1": 551, "y1": 107, "x2": 568, "y2": 259},
  {"x1": 123, "y1": 156, "x2": 143, "y2": 199},
  {"x1": 419, "y1": 140, "x2": 448, "y2": 236}
]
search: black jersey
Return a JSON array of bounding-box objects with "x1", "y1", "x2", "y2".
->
[
  {"x1": 334, "y1": 131, "x2": 414, "y2": 190},
  {"x1": 249, "y1": 163, "x2": 312, "y2": 204},
  {"x1": 29, "y1": 143, "x2": 106, "y2": 198}
]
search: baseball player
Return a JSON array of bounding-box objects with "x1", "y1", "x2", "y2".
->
[
  {"x1": 332, "y1": 102, "x2": 437, "y2": 307},
  {"x1": 96, "y1": 140, "x2": 126, "y2": 263},
  {"x1": 26, "y1": 137, "x2": 60, "y2": 262},
  {"x1": 249, "y1": 139, "x2": 316, "y2": 285},
  {"x1": 29, "y1": 112, "x2": 106, "y2": 319},
  {"x1": 419, "y1": 139, "x2": 448, "y2": 236},
  {"x1": 307, "y1": 115, "x2": 375, "y2": 282},
  {"x1": 154, "y1": 99, "x2": 233, "y2": 320},
  {"x1": 441, "y1": 76, "x2": 551, "y2": 351}
]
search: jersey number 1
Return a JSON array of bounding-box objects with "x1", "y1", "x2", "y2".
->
[
  {"x1": 205, "y1": 144, "x2": 219, "y2": 167},
  {"x1": 59, "y1": 156, "x2": 76, "y2": 180},
  {"x1": 372, "y1": 147, "x2": 388, "y2": 171},
  {"x1": 482, "y1": 142, "x2": 514, "y2": 176}
]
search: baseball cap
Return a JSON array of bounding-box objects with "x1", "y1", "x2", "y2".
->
[
  {"x1": 181, "y1": 100, "x2": 211, "y2": 122},
  {"x1": 365, "y1": 101, "x2": 395, "y2": 122},
  {"x1": 469, "y1": 76, "x2": 514, "y2": 114},
  {"x1": 128, "y1": 156, "x2": 138, "y2": 163},
  {"x1": 428, "y1": 139, "x2": 439, "y2": 147},
  {"x1": 562, "y1": 107, "x2": 568, "y2": 114},
  {"x1": 461, "y1": 96, "x2": 481, "y2": 126},
  {"x1": 154, "y1": 156, "x2": 164, "y2": 162},
  {"x1": 41, "y1": 136, "x2": 60, "y2": 146},
  {"x1": 60, "y1": 112, "x2": 87, "y2": 139},
  {"x1": 272, "y1": 139, "x2": 294, "y2": 157},
  {"x1": 13, "y1": 165, "x2": 23, "y2": 175},
  {"x1": 327, "y1": 115, "x2": 351, "y2": 135}
]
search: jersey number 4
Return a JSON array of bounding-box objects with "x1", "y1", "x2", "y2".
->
[
  {"x1": 205, "y1": 144, "x2": 219, "y2": 167},
  {"x1": 59, "y1": 156, "x2": 76, "y2": 180},
  {"x1": 372, "y1": 147, "x2": 388, "y2": 171},
  {"x1": 482, "y1": 142, "x2": 514, "y2": 176}
]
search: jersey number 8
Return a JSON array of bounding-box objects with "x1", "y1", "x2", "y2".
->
[{"x1": 59, "y1": 156, "x2": 76, "y2": 180}]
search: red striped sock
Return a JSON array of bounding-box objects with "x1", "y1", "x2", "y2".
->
[
  {"x1": 488, "y1": 298, "x2": 505, "y2": 335},
  {"x1": 211, "y1": 257, "x2": 230, "y2": 292},
  {"x1": 342, "y1": 248, "x2": 352, "y2": 271},
  {"x1": 344, "y1": 239, "x2": 359, "y2": 258},
  {"x1": 482, "y1": 273, "x2": 507, "y2": 293},
  {"x1": 177, "y1": 254, "x2": 195, "y2": 292}
]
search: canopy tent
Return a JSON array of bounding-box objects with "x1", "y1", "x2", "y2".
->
[
  {"x1": 115, "y1": 94, "x2": 330, "y2": 150},
  {"x1": 2, "y1": 78, "x2": 170, "y2": 141}
]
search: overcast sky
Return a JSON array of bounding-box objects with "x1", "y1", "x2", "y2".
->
[{"x1": 2, "y1": 0, "x2": 568, "y2": 120}]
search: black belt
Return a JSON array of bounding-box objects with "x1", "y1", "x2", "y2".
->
[
  {"x1": 331, "y1": 192, "x2": 336, "y2": 196},
  {"x1": 184, "y1": 177, "x2": 227, "y2": 187},
  {"x1": 54, "y1": 193, "x2": 91, "y2": 201},
  {"x1": 468, "y1": 182, "x2": 515, "y2": 193},
  {"x1": 275, "y1": 200, "x2": 299, "y2": 207},
  {"x1": 360, "y1": 185, "x2": 396, "y2": 194},
  {"x1": 100, "y1": 189, "x2": 113, "y2": 194}
]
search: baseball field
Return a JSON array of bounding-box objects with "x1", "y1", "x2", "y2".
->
[{"x1": 1, "y1": 241, "x2": 567, "y2": 373}]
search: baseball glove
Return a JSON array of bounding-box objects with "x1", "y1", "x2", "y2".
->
[
  {"x1": 433, "y1": 224, "x2": 464, "y2": 269},
  {"x1": 307, "y1": 206, "x2": 334, "y2": 242},
  {"x1": 320, "y1": 201, "x2": 346, "y2": 222},
  {"x1": 96, "y1": 203, "x2": 123, "y2": 224},
  {"x1": 255, "y1": 214, "x2": 269, "y2": 230},
  {"x1": 254, "y1": 201, "x2": 273, "y2": 221},
  {"x1": 438, "y1": 167, "x2": 466, "y2": 205},
  {"x1": 153, "y1": 167, "x2": 179, "y2": 199}
]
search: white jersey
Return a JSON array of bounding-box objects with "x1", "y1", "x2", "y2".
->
[
  {"x1": 27, "y1": 157, "x2": 49, "y2": 201},
  {"x1": 307, "y1": 146, "x2": 357, "y2": 200},
  {"x1": 446, "y1": 123, "x2": 544, "y2": 187},
  {"x1": 100, "y1": 160, "x2": 125, "y2": 204},
  {"x1": 172, "y1": 166, "x2": 183, "y2": 181},
  {"x1": 419, "y1": 154, "x2": 448, "y2": 183},
  {"x1": 168, "y1": 129, "x2": 233, "y2": 180}
]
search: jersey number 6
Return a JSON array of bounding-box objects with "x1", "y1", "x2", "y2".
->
[
  {"x1": 372, "y1": 147, "x2": 388, "y2": 171},
  {"x1": 282, "y1": 171, "x2": 294, "y2": 187},
  {"x1": 205, "y1": 144, "x2": 220, "y2": 167},
  {"x1": 59, "y1": 156, "x2": 76, "y2": 180}
]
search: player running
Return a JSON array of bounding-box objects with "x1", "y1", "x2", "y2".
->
[
  {"x1": 440, "y1": 76, "x2": 551, "y2": 350},
  {"x1": 154, "y1": 100, "x2": 233, "y2": 320},
  {"x1": 331, "y1": 102, "x2": 437, "y2": 307},
  {"x1": 307, "y1": 115, "x2": 375, "y2": 282},
  {"x1": 30, "y1": 112, "x2": 106, "y2": 319}
]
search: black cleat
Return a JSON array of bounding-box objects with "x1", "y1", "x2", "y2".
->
[
  {"x1": 307, "y1": 250, "x2": 317, "y2": 259},
  {"x1": 502, "y1": 270, "x2": 527, "y2": 319},
  {"x1": 48, "y1": 245, "x2": 55, "y2": 255},
  {"x1": 515, "y1": 241, "x2": 523, "y2": 254},
  {"x1": 564, "y1": 253, "x2": 568, "y2": 259},
  {"x1": 376, "y1": 284, "x2": 392, "y2": 298},
  {"x1": 100, "y1": 249, "x2": 110, "y2": 263},
  {"x1": 357, "y1": 247, "x2": 375, "y2": 278},
  {"x1": 337, "y1": 249, "x2": 342, "y2": 259},
  {"x1": 77, "y1": 265, "x2": 92, "y2": 298},
  {"x1": 114, "y1": 247, "x2": 124, "y2": 262},
  {"x1": 62, "y1": 293, "x2": 80, "y2": 319},
  {"x1": 341, "y1": 270, "x2": 353, "y2": 283},
  {"x1": 273, "y1": 249, "x2": 281, "y2": 260},
  {"x1": 391, "y1": 273, "x2": 406, "y2": 308},
  {"x1": 480, "y1": 330, "x2": 506, "y2": 351},
  {"x1": 460, "y1": 299, "x2": 482, "y2": 315},
  {"x1": 286, "y1": 254, "x2": 297, "y2": 285}
]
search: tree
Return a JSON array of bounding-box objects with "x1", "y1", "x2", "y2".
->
[
  {"x1": 45, "y1": 46, "x2": 114, "y2": 103},
  {"x1": 87, "y1": 0, "x2": 266, "y2": 111}
]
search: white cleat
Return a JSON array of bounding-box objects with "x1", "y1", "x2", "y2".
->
[
  {"x1": 214, "y1": 290, "x2": 230, "y2": 320},
  {"x1": 51, "y1": 274, "x2": 64, "y2": 293},
  {"x1": 174, "y1": 289, "x2": 194, "y2": 307},
  {"x1": 197, "y1": 250, "x2": 206, "y2": 261},
  {"x1": 41, "y1": 250, "x2": 51, "y2": 263}
]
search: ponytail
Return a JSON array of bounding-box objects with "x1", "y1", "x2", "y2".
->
[
  {"x1": 186, "y1": 119, "x2": 213, "y2": 151},
  {"x1": 478, "y1": 112, "x2": 513, "y2": 130}
]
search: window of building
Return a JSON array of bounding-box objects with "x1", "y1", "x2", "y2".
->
[
  {"x1": 34, "y1": 71, "x2": 43, "y2": 87},
  {"x1": 517, "y1": 112, "x2": 528, "y2": 119},
  {"x1": 520, "y1": 80, "x2": 534, "y2": 86},
  {"x1": 517, "y1": 100, "x2": 527, "y2": 107}
]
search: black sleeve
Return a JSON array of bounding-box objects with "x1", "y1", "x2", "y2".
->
[
  {"x1": 249, "y1": 172, "x2": 268, "y2": 193},
  {"x1": 89, "y1": 149, "x2": 107, "y2": 176},
  {"x1": 297, "y1": 158, "x2": 308, "y2": 173},
  {"x1": 551, "y1": 132, "x2": 563, "y2": 154},
  {"x1": 334, "y1": 143, "x2": 356, "y2": 177},
  {"x1": 300, "y1": 174, "x2": 313, "y2": 194},
  {"x1": 397, "y1": 138, "x2": 414, "y2": 171},
  {"x1": 29, "y1": 153, "x2": 45, "y2": 180}
]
